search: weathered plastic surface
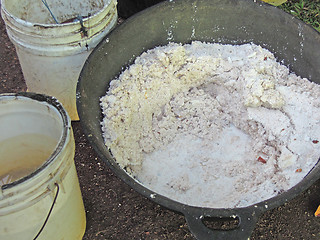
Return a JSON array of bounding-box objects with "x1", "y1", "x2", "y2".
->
[
  {"x1": 77, "y1": 0, "x2": 320, "y2": 239},
  {"x1": 1, "y1": 0, "x2": 118, "y2": 120}
]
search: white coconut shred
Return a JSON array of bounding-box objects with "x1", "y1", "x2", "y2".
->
[{"x1": 100, "y1": 41, "x2": 320, "y2": 208}]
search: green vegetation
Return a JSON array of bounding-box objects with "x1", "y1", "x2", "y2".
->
[{"x1": 279, "y1": 0, "x2": 320, "y2": 31}]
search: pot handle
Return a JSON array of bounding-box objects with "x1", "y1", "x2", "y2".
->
[{"x1": 184, "y1": 209, "x2": 260, "y2": 240}]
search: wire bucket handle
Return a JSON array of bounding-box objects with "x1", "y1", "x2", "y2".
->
[{"x1": 33, "y1": 182, "x2": 60, "y2": 240}]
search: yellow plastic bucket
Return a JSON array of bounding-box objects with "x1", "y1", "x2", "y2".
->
[
  {"x1": 0, "y1": 0, "x2": 118, "y2": 120},
  {"x1": 0, "y1": 93, "x2": 86, "y2": 240}
]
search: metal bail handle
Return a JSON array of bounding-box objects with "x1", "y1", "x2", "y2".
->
[
  {"x1": 33, "y1": 183, "x2": 60, "y2": 240},
  {"x1": 184, "y1": 209, "x2": 260, "y2": 240},
  {"x1": 41, "y1": 0, "x2": 59, "y2": 24}
]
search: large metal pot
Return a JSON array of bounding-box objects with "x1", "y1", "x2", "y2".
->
[{"x1": 77, "y1": 0, "x2": 320, "y2": 239}]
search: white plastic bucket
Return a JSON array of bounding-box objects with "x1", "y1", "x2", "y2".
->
[
  {"x1": 0, "y1": 93, "x2": 86, "y2": 240},
  {"x1": 0, "y1": 0, "x2": 118, "y2": 120}
]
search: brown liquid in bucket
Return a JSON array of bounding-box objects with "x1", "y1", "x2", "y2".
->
[{"x1": 0, "y1": 134, "x2": 58, "y2": 185}]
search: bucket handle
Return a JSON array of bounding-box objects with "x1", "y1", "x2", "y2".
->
[
  {"x1": 41, "y1": 0, "x2": 59, "y2": 24},
  {"x1": 33, "y1": 183, "x2": 60, "y2": 240}
]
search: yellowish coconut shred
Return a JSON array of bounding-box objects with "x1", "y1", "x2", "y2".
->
[{"x1": 100, "y1": 41, "x2": 320, "y2": 208}]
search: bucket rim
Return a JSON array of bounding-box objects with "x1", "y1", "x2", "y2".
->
[
  {"x1": 0, "y1": 92, "x2": 70, "y2": 191},
  {"x1": 0, "y1": 0, "x2": 116, "y2": 27}
]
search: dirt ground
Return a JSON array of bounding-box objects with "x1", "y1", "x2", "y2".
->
[{"x1": 1, "y1": 8, "x2": 320, "y2": 240}]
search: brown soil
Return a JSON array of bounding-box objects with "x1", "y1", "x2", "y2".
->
[{"x1": 1, "y1": 9, "x2": 320, "y2": 240}]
